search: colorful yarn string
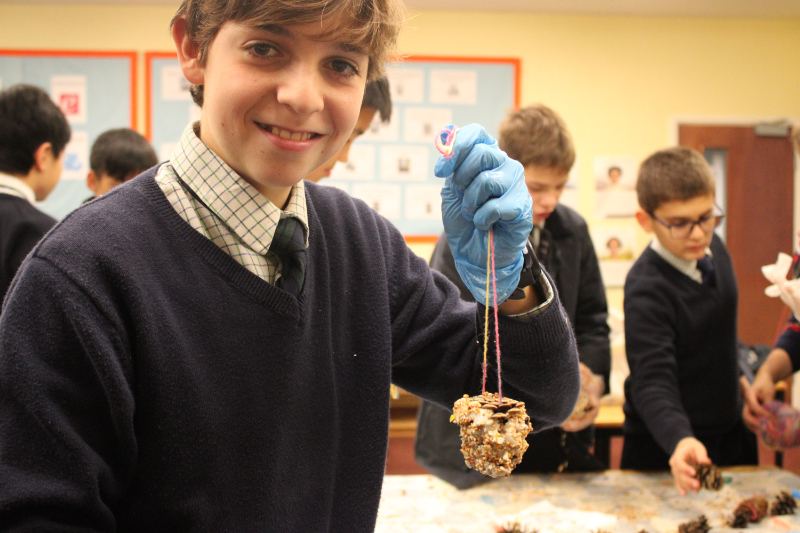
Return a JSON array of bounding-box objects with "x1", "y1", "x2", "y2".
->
[
  {"x1": 435, "y1": 125, "x2": 458, "y2": 158},
  {"x1": 481, "y1": 229, "x2": 503, "y2": 403}
]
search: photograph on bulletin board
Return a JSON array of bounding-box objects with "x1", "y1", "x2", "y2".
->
[
  {"x1": 594, "y1": 155, "x2": 638, "y2": 220},
  {"x1": 0, "y1": 50, "x2": 137, "y2": 220},
  {"x1": 591, "y1": 225, "x2": 637, "y2": 288}
]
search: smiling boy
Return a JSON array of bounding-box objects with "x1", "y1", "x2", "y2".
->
[
  {"x1": 622, "y1": 147, "x2": 757, "y2": 495},
  {"x1": 0, "y1": 0, "x2": 580, "y2": 530}
]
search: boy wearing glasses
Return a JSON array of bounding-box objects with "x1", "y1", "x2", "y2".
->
[{"x1": 622, "y1": 147, "x2": 757, "y2": 495}]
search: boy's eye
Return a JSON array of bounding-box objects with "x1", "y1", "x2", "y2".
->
[
  {"x1": 248, "y1": 43, "x2": 277, "y2": 57},
  {"x1": 669, "y1": 220, "x2": 691, "y2": 229},
  {"x1": 328, "y1": 59, "x2": 359, "y2": 77}
]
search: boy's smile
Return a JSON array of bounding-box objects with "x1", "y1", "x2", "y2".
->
[
  {"x1": 174, "y1": 18, "x2": 368, "y2": 207},
  {"x1": 637, "y1": 193, "x2": 717, "y2": 261}
]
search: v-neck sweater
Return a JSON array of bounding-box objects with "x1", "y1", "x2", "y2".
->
[
  {"x1": 622, "y1": 234, "x2": 740, "y2": 456},
  {"x1": 0, "y1": 168, "x2": 579, "y2": 532}
]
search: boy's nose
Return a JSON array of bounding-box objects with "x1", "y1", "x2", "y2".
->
[{"x1": 276, "y1": 65, "x2": 325, "y2": 115}]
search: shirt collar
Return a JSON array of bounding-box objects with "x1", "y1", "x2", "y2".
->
[
  {"x1": 650, "y1": 238, "x2": 712, "y2": 283},
  {"x1": 169, "y1": 123, "x2": 309, "y2": 255},
  {"x1": 0, "y1": 173, "x2": 36, "y2": 204}
]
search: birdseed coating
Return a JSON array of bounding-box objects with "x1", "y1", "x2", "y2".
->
[{"x1": 451, "y1": 392, "x2": 533, "y2": 478}]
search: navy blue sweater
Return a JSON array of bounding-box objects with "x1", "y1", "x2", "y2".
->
[
  {"x1": 623, "y1": 235, "x2": 741, "y2": 456},
  {"x1": 0, "y1": 170, "x2": 579, "y2": 532}
]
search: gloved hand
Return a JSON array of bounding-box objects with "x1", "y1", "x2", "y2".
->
[
  {"x1": 762, "y1": 252, "x2": 800, "y2": 318},
  {"x1": 435, "y1": 124, "x2": 533, "y2": 305}
]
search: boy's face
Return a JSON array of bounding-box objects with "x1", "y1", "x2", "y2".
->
[
  {"x1": 305, "y1": 104, "x2": 377, "y2": 183},
  {"x1": 175, "y1": 19, "x2": 368, "y2": 206},
  {"x1": 637, "y1": 193, "x2": 716, "y2": 261},
  {"x1": 524, "y1": 165, "x2": 569, "y2": 224}
]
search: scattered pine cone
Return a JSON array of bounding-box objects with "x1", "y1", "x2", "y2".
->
[
  {"x1": 729, "y1": 495, "x2": 769, "y2": 527},
  {"x1": 678, "y1": 514, "x2": 710, "y2": 533},
  {"x1": 494, "y1": 522, "x2": 536, "y2": 533},
  {"x1": 727, "y1": 508, "x2": 749, "y2": 529},
  {"x1": 695, "y1": 463, "x2": 723, "y2": 490},
  {"x1": 770, "y1": 491, "x2": 798, "y2": 516}
]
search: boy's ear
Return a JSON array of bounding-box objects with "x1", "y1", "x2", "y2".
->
[
  {"x1": 635, "y1": 209, "x2": 654, "y2": 233},
  {"x1": 31, "y1": 142, "x2": 54, "y2": 174},
  {"x1": 86, "y1": 169, "x2": 99, "y2": 194},
  {"x1": 172, "y1": 16, "x2": 204, "y2": 86}
]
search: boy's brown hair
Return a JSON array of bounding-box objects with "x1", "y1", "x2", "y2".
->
[
  {"x1": 497, "y1": 104, "x2": 575, "y2": 174},
  {"x1": 173, "y1": 0, "x2": 403, "y2": 107},
  {"x1": 636, "y1": 147, "x2": 715, "y2": 214}
]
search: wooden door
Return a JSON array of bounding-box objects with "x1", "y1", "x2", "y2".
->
[{"x1": 679, "y1": 125, "x2": 794, "y2": 345}]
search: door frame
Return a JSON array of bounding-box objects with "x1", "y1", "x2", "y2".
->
[{"x1": 669, "y1": 115, "x2": 800, "y2": 238}]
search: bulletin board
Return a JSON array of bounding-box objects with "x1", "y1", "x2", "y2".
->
[
  {"x1": 145, "y1": 54, "x2": 519, "y2": 238},
  {"x1": 0, "y1": 50, "x2": 137, "y2": 220}
]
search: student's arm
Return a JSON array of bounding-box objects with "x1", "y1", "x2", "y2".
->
[
  {"x1": 0, "y1": 257, "x2": 134, "y2": 531},
  {"x1": 386, "y1": 223, "x2": 580, "y2": 433},
  {"x1": 741, "y1": 347, "x2": 794, "y2": 432},
  {"x1": 571, "y1": 221, "x2": 611, "y2": 389}
]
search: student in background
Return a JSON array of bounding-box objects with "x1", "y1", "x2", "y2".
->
[
  {"x1": 741, "y1": 125, "x2": 800, "y2": 433},
  {"x1": 415, "y1": 104, "x2": 610, "y2": 489},
  {"x1": 623, "y1": 147, "x2": 757, "y2": 495},
  {"x1": 305, "y1": 77, "x2": 391, "y2": 183},
  {"x1": 0, "y1": 84, "x2": 70, "y2": 301},
  {"x1": 85, "y1": 128, "x2": 158, "y2": 202},
  {"x1": 0, "y1": 0, "x2": 580, "y2": 528}
]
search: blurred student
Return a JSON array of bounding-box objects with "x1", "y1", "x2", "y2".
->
[
  {"x1": 415, "y1": 104, "x2": 610, "y2": 488},
  {"x1": 0, "y1": 84, "x2": 70, "y2": 301},
  {"x1": 622, "y1": 147, "x2": 757, "y2": 495},
  {"x1": 741, "y1": 125, "x2": 800, "y2": 433},
  {"x1": 305, "y1": 77, "x2": 391, "y2": 183},
  {"x1": 85, "y1": 128, "x2": 158, "y2": 202}
]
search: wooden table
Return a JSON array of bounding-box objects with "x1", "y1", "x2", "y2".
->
[
  {"x1": 377, "y1": 467, "x2": 800, "y2": 532},
  {"x1": 594, "y1": 401, "x2": 625, "y2": 468}
]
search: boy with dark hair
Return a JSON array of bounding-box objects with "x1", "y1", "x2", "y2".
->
[
  {"x1": 416, "y1": 104, "x2": 610, "y2": 488},
  {"x1": 0, "y1": 0, "x2": 579, "y2": 530},
  {"x1": 623, "y1": 147, "x2": 757, "y2": 495},
  {"x1": 0, "y1": 84, "x2": 70, "y2": 300},
  {"x1": 306, "y1": 76, "x2": 392, "y2": 182},
  {"x1": 85, "y1": 128, "x2": 158, "y2": 200}
]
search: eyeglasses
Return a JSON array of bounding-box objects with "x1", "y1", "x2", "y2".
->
[{"x1": 649, "y1": 209, "x2": 725, "y2": 240}]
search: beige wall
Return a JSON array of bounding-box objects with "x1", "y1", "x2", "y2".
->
[{"x1": 2, "y1": 4, "x2": 798, "y2": 308}]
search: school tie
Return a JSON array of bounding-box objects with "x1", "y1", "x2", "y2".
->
[
  {"x1": 696, "y1": 255, "x2": 716, "y2": 287},
  {"x1": 270, "y1": 216, "x2": 306, "y2": 296},
  {"x1": 537, "y1": 227, "x2": 552, "y2": 264}
]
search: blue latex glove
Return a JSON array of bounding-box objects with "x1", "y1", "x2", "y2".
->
[{"x1": 435, "y1": 124, "x2": 533, "y2": 305}]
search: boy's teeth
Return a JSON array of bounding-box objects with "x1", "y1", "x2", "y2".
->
[{"x1": 270, "y1": 126, "x2": 311, "y2": 141}]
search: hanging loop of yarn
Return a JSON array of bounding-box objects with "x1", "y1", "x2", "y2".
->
[
  {"x1": 434, "y1": 125, "x2": 458, "y2": 158},
  {"x1": 481, "y1": 229, "x2": 503, "y2": 403}
]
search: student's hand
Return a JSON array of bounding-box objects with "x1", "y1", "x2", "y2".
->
[
  {"x1": 669, "y1": 437, "x2": 709, "y2": 496},
  {"x1": 740, "y1": 374, "x2": 775, "y2": 434},
  {"x1": 435, "y1": 124, "x2": 533, "y2": 305},
  {"x1": 560, "y1": 364, "x2": 603, "y2": 432}
]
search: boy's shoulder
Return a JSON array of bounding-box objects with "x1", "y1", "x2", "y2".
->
[{"x1": 0, "y1": 193, "x2": 56, "y2": 228}]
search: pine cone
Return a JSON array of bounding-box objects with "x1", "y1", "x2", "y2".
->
[
  {"x1": 695, "y1": 464, "x2": 723, "y2": 490},
  {"x1": 770, "y1": 491, "x2": 798, "y2": 516},
  {"x1": 727, "y1": 508, "x2": 749, "y2": 529},
  {"x1": 678, "y1": 514, "x2": 710, "y2": 533},
  {"x1": 494, "y1": 522, "x2": 537, "y2": 533},
  {"x1": 730, "y1": 495, "x2": 769, "y2": 526}
]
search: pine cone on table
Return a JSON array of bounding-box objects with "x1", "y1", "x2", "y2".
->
[
  {"x1": 694, "y1": 464, "x2": 723, "y2": 490},
  {"x1": 678, "y1": 514, "x2": 710, "y2": 533},
  {"x1": 729, "y1": 495, "x2": 769, "y2": 527},
  {"x1": 770, "y1": 491, "x2": 798, "y2": 516}
]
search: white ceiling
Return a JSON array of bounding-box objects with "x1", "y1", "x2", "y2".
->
[{"x1": 4, "y1": 0, "x2": 800, "y2": 18}]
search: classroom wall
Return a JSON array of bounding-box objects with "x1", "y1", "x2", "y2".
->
[{"x1": 2, "y1": 3, "x2": 798, "y2": 310}]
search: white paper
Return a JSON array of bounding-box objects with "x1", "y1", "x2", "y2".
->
[
  {"x1": 405, "y1": 185, "x2": 442, "y2": 220},
  {"x1": 509, "y1": 500, "x2": 616, "y2": 533},
  {"x1": 161, "y1": 65, "x2": 192, "y2": 101},
  {"x1": 379, "y1": 146, "x2": 429, "y2": 182},
  {"x1": 159, "y1": 143, "x2": 177, "y2": 163},
  {"x1": 591, "y1": 226, "x2": 637, "y2": 287},
  {"x1": 429, "y1": 69, "x2": 477, "y2": 105},
  {"x1": 351, "y1": 184, "x2": 401, "y2": 219},
  {"x1": 60, "y1": 131, "x2": 89, "y2": 181},
  {"x1": 51, "y1": 75, "x2": 87, "y2": 125},
  {"x1": 361, "y1": 110, "x2": 399, "y2": 142},
  {"x1": 385, "y1": 67, "x2": 424, "y2": 103},
  {"x1": 403, "y1": 108, "x2": 453, "y2": 144},
  {"x1": 329, "y1": 144, "x2": 375, "y2": 181}
]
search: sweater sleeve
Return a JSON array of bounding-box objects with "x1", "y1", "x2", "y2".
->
[
  {"x1": 624, "y1": 268, "x2": 694, "y2": 455},
  {"x1": 0, "y1": 256, "x2": 135, "y2": 532},
  {"x1": 571, "y1": 220, "x2": 611, "y2": 389},
  {"x1": 385, "y1": 224, "x2": 580, "y2": 433}
]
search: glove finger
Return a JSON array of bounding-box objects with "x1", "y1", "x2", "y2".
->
[
  {"x1": 460, "y1": 167, "x2": 516, "y2": 218},
  {"x1": 473, "y1": 193, "x2": 533, "y2": 231},
  {"x1": 451, "y1": 144, "x2": 507, "y2": 191},
  {"x1": 434, "y1": 124, "x2": 498, "y2": 178}
]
